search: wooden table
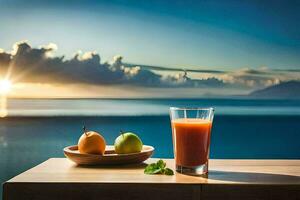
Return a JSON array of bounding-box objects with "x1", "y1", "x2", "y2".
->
[{"x1": 3, "y1": 158, "x2": 300, "y2": 200}]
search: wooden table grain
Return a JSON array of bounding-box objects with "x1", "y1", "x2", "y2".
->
[{"x1": 3, "y1": 158, "x2": 300, "y2": 200}]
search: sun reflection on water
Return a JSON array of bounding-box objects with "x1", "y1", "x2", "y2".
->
[
  {"x1": 0, "y1": 95, "x2": 7, "y2": 117},
  {"x1": 0, "y1": 78, "x2": 12, "y2": 117}
]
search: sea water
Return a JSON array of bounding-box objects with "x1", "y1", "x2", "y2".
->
[{"x1": 0, "y1": 98, "x2": 300, "y2": 198}]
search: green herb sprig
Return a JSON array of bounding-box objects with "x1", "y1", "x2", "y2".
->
[{"x1": 144, "y1": 159, "x2": 174, "y2": 175}]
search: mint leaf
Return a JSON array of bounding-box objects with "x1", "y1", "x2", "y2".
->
[
  {"x1": 144, "y1": 163, "x2": 162, "y2": 174},
  {"x1": 144, "y1": 160, "x2": 174, "y2": 176},
  {"x1": 164, "y1": 168, "x2": 174, "y2": 175},
  {"x1": 156, "y1": 159, "x2": 166, "y2": 169}
]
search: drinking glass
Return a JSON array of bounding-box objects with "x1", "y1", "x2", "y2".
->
[{"x1": 170, "y1": 107, "x2": 214, "y2": 176}]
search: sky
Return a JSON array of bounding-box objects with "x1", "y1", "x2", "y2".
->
[
  {"x1": 0, "y1": 0, "x2": 299, "y2": 98},
  {"x1": 1, "y1": 0, "x2": 300, "y2": 69}
]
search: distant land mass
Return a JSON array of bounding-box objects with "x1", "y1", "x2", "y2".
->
[{"x1": 250, "y1": 81, "x2": 300, "y2": 99}]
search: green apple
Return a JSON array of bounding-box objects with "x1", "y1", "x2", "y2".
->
[{"x1": 114, "y1": 131, "x2": 143, "y2": 154}]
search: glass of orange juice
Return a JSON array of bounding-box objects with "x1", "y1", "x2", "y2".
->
[{"x1": 170, "y1": 107, "x2": 214, "y2": 176}]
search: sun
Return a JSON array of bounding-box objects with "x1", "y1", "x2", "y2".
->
[{"x1": 0, "y1": 79, "x2": 12, "y2": 94}]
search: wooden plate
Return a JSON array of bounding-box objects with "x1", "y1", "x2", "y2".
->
[{"x1": 64, "y1": 145, "x2": 154, "y2": 165}]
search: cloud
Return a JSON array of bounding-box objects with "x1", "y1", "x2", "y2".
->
[
  {"x1": 0, "y1": 41, "x2": 299, "y2": 91},
  {"x1": 218, "y1": 67, "x2": 299, "y2": 89},
  {"x1": 0, "y1": 51, "x2": 11, "y2": 68},
  {"x1": 0, "y1": 41, "x2": 228, "y2": 88},
  {"x1": 125, "y1": 63, "x2": 225, "y2": 74}
]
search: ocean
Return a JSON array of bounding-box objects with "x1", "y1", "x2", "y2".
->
[{"x1": 1, "y1": 98, "x2": 300, "y2": 198}]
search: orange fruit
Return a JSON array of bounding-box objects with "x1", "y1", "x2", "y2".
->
[{"x1": 78, "y1": 131, "x2": 106, "y2": 155}]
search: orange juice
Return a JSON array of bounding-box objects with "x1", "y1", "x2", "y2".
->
[{"x1": 171, "y1": 118, "x2": 212, "y2": 167}]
